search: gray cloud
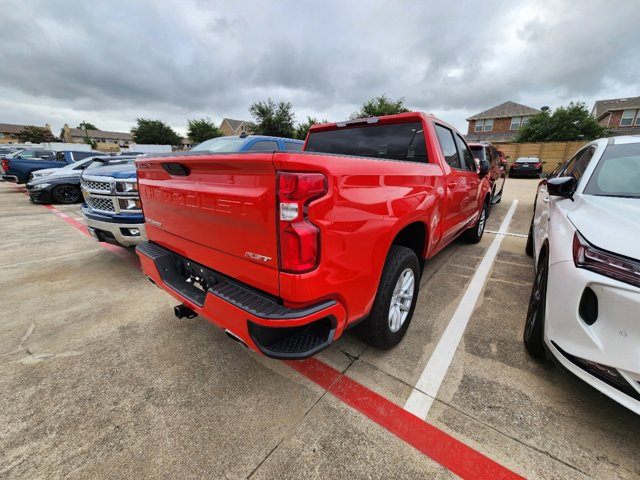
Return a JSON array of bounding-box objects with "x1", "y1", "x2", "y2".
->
[{"x1": 0, "y1": 0, "x2": 638, "y2": 135}]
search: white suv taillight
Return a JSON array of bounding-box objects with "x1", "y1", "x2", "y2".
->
[
  {"x1": 573, "y1": 231, "x2": 640, "y2": 288},
  {"x1": 277, "y1": 172, "x2": 327, "y2": 273}
]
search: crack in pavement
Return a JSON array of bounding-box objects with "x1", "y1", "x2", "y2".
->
[{"x1": 2, "y1": 322, "x2": 83, "y2": 365}]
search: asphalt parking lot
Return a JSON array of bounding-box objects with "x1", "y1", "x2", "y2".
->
[{"x1": 1, "y1": 179, "x2": 639, "y2": 479}]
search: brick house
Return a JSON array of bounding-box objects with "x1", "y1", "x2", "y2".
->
[
  {"x1": 219, "y1": 118, "x2": 251, "y2": 136},
  {"x1": 60, "y1": 124, "x2": 132, "y2": 151},
  {"x1": 465, "y1": 101, "x2": 541, "y2": 142},
  {"x1": 591, "y1": 96, "x2": 640, "y2": 136},
  {"x1": 0, "y1": 123, "x2": 53, "y2": 144}
]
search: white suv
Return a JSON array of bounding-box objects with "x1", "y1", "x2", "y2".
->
[{"x1": 524, "y1": 135, "x2": 640, "y2": 415}]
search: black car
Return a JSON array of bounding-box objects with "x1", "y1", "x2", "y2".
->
[
  {"x1": 26, "y1": 156, "x2": 138, "y2": 204},
  {"x1": 509, "y1": 156, "x2": 543, "y2": 178}
]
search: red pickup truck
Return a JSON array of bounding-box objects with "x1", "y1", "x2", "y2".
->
[{"x1": 136, "y1": 112, "x2": 491, "y2": 359}]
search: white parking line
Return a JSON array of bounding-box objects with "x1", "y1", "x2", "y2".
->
[
  {"x1": 404, "y1": 200, "x2": 518, "y2": 419},
  {"x1": 485, "y1": 229, "x2": 528, "y2": 238}
]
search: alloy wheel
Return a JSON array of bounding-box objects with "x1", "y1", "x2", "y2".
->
[{"x1": 388, "y1": 268, "x2": 415, "y2": 333}]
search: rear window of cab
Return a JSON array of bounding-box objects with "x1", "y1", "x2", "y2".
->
[{"x1": 305, "y1": 122, "x2": 428, "y2": 162}]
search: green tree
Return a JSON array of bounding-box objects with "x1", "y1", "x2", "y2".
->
[
  {"x1": 248, "y1": 99, "x2": 296, "y2": 138},
  {"x1": 516, "y1": 102, "x2": 609, "y2": 142},
  {"x1": 350, "y1": 94, "x2": 410, "y2": 119},
  {"x1": 131, "y1": 118, "x2": 182, "y2": 146},
  {"x1": 18, "y1": 125, "x2": 55, "y2": 143},
  {"x1": 187, "y1": 117, "x2": 223, "y2": 144},
  {"x1": 77, "y1": 121, "x2": 98, "y2": 131},
  {"x1": 294, "y1": 116, "x2": 328, "y2": 140}
]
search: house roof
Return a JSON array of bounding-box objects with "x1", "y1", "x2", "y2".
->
[
  {"x1": 68, "y1": 127, "x2": 132, "y2": 141},
  {"x1": 221, "y1": 118, "x2": 249, "y2": 131},
  {"x1": 592, "y1": 96, "x2": 640, "y2": 119},
  {"x1": 0, "y1": 123, "x2": 50, "y2": 134},
  {"x1": 466, "y1": 101, "x2": 541, "y2": 121}
]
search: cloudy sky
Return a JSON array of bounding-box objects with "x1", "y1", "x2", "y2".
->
[{"x1": 1, "y1": 0, "x2": 639, "y2": 137}]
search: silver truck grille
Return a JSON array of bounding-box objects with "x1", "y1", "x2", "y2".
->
[
  {"x1": 82, "y1": 179, "x2": 111, "y2": 192},
  {"x1": 86, "y1": 197, "x2": 116, "y2": 213}
]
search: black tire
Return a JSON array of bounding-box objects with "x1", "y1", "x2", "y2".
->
[
  {"x1": 51, "y1": 184, "x2": 81, "y2": 204},
  {"x1": 461, "y1": 202, "x2": 488, "y2": 243},
  {"x1": 353, "y1": 245, "x2": 420, "y2": 350},
  {"x1": 525, "y1": 221, "x2": 534, "y2": 257},
  {"x1": 524, "y1": 252, "x2": 548, "y2": 359}
]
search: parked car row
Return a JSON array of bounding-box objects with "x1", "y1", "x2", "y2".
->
[
  {"x1": 27, "y1": 155, "x2": 138, "y2": 204},
  {"x1": 0, "y1": 149, "x2": 108, "y2": 183}
]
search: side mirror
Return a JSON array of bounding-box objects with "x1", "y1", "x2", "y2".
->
[
  {"x1": 479, "y1": 159, "x2": 490, "y2": 178},
  {"x1": 547, "y1": 176, "x2": 577, "y2": 199}
]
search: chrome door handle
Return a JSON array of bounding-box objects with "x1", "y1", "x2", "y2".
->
[{"x1": 543, "y1": 197, "x2": 550, "y2": 203}]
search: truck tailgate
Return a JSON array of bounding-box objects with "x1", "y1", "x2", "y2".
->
[{"x1": 137, "y1": 153, "x2": 280, "y2": 296}]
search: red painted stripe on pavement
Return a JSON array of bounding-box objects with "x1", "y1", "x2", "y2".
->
[
  {"x1": 287, "y1": 358, "x2": 524, "y2": 480},
  {"x1": 42, "y1": 203, "x2": 140, "y2": 266},
  {"x1": 6, "y1": 183, "x2": 139, "y2": 267}
]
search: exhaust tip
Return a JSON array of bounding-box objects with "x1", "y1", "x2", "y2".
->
[
  {"x1": 174, "y1": 304, "x2": 197, "y2": 319},
  {"x1": 225, "y1": 330, "x2": 249, "y2": 349}
]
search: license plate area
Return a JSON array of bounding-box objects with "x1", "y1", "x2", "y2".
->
[{"x1": 155, "y1": 254, "x2": 221, "y2": 307}]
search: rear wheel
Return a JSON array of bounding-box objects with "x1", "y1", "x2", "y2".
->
[
  {"x1": 51, "y1": 184, "x2": 81, "y2": 204},
  {"x1": 462, "y1": 202, "x2": 487, "y2": 243},
  {"x1": 353, "y1": 245, "x2": 420, "y2": 349},
  {"x1": 524, "y1": 252, "x2": 548, "y2": 359}
]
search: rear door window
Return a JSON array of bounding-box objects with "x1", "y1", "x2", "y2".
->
[
  {"x1": 454, "y1": 134, "x2": 476, "y2": 172},
  {"x1": 306, "y1": 121, "x2": 428, "y2": 163},
  {"x1": 434, "y1": 124, "x2": 461, "y2": 169}
]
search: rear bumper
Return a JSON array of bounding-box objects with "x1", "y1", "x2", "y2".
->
[
  {"x1": 136, "y1": 241, "x2": 346, "y2": 359},
  {"x1": 509, "y1": 168, "x2": 541, "y2": 177},
  {"x1": 82, "y1": 206, "x2": 146, "y2": 247}
]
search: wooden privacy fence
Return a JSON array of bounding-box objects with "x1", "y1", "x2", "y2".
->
[{"x1": 493, "y1": 141, "x2": 589, "y2": 173}]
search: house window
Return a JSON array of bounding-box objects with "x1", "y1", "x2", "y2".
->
[
  {"x1": 620, "y1": 109, "x2": 636, "y2": 127},
  {"x1": 475, "y1": 119, "x2": 493, "y2": 132},
  {"x1": 521, "y1": 116, "x2": 531, "y2": 126},
  {"x1": 510, "y1": 117, "x2": 522, "y2": 130},
  {"x1": 635, "y1": 112, "x2": 640, "y2": 126}
]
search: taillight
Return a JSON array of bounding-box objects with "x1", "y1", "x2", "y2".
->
[
  {"x1": 534, "y1": 163, "x2": 542, "y2": 168},
  {"x1": 1, "y1": 159, "x2": 9, "y2": 172},
  {"x1": 277, "y1": 172, "x2": 327, "y2": 273},
  {"x1": 573, "y1": 231, "x2": 640, "y2": 288}
]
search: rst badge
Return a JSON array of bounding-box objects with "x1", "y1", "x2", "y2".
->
[{"x1": 245, "y1": 252, "x2": 272, "y2": 263}]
